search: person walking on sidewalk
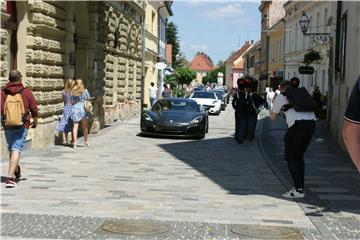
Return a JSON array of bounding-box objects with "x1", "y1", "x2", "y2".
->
[
  {"x1": 56, "y1": 79, "x2": 75, "y2": 146},
  {"x1": 245, "y1": 77, "x2": 264, "y2": 141},
  {"x1": 162, "y1": 83, "x2": 172, "y2": 98},
  {"x1": 343, "y1": 75, "x2": 360, "y2": 172},
  {"x1": 266, "y1": 88, "x2": 275, "y2": 111},
  {"x1": 232, "y1": 78, "x2": 248, "y2": 144},
  {"x1": 149, "y1": 82, "x2": 157, "y2": 107},
  {"x1": 1, "y1": 70, "x2": 38, "y2": 188},
  {"x1": 71, "y1": 79, "x2": 90, "y2": 149},
  {"x1": 271, "y1": 80, "x2": 316, "y2": 199},
  {"x1": 290, "y1": 77, "x2": 300, "y2": 88}
]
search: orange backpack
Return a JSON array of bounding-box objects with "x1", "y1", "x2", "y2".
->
[{"x1": 3, "y1": 88, "x2": 26, "y2": 128}]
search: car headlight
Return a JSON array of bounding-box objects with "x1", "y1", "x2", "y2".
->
[
  {"x1": 143, "y1": 112, "x2": 153, "y2": 122},
  {"x1": 190, "y1": 116, "x2": 203, "y2": 124}
]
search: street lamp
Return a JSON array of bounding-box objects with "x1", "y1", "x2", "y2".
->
[
  {"x1": 299, "y1": 12, "x2": 310, "y2": 34},
  {"x1": 298, "y1": 12, "x2": 330, "y2": 45}
]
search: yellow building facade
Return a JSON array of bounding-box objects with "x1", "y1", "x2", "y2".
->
[
  {"x1": 267, "y1": 19, "x2": 285, "y2": 89},
  {"x1": 144, "y1": 1, "x2": 159, "y2": 106}
]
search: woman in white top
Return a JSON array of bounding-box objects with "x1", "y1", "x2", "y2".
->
[{"x1": 271, "y1": 80, "x2": 316, "y2": 199}]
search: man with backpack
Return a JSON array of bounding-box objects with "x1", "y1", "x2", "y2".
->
[
  {"x1": 1, "y1": 70, "x2": 38, "y2": 188},
  {"x1": 271, "y1": 80, "x2": 316, "y2": 199}
]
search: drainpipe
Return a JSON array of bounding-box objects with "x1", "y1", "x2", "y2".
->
[
  {"x1": 157, "y1": 3, "x2": 167, "y2": 99},
  {"x1": 283, "y1": 18, "x2": 286, "y2": 81},
  {"x1": 335, "y1": 1, "x2": 342, "y2": 110},
  {"x1": 335, "y1": 1, "x2": 342, "y2": 140},
  {"x1": 140, "y1": 8, "x2": 146, "y2": 113}
]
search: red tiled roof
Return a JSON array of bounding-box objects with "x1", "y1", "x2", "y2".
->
[
  {"x1": 189, "y1": 52, "x2": 215, "y2": 71},
  {"x1": 225, "y1": 42, "x2": 253, "y2": 63}
]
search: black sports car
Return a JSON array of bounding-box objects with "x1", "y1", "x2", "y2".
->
[{"x1": 140, "y1": 98, "x2": 209, "y2": 138}]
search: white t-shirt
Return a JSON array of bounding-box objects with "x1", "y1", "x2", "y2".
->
[
  {"x1": 149, "y1": 86, "x2": 157, "y2": 98},
  {"x1": 272, "y1": 93, "x2": 316, "y2": 128},
  {"x1": 267, "y1": 91, "x2": 275, "y2": 101}
]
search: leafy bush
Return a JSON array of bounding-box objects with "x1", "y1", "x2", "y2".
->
[{"x1": 303, "y1": 49, "x2": 322, "y2": 65}]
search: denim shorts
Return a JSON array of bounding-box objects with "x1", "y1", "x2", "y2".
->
[{"x1": 4, "y1": 127, "x2": 29, "y2": 153}]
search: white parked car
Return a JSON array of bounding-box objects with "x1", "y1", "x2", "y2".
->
[{"x1": 189, "y1": 91, "x2": 221, "y2": 115}]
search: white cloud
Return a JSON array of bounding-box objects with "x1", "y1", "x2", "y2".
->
[
  {"x1": 189, "y1": 44, "x2": 208, "y2": 52},
  {"x1": 202, "y1": 3, "x2": 245, "y2": 19}
]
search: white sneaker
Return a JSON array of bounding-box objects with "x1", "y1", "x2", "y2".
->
[{"x1": 282, "y1": 188, "x2": 305, "y2": 199}]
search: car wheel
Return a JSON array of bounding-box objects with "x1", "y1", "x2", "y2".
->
[{"x1": 198, "y1": 134, "x2": 205, "y2": 139}]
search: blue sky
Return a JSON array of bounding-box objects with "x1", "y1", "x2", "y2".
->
[{"x1": 170, "y1": 0, "x2": 261, "y2": 65}]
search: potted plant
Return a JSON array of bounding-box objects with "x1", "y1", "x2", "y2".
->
[{"x1": 303, "y1": 49, "x2": 322, "y2": 65}]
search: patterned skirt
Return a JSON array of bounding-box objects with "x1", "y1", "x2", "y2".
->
[
  {"x1": 56, "y1": 105, "x2": 73, "y2": 133},
  {"x1": 71, "y1": 102, "x2": 88, "y2": 123}
]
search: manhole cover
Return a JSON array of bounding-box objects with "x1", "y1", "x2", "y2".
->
[
  {"x1": 98, "y1": 220, "x2": 171, "y2": 236},
  {"x1": 230, "y1": 225, "x2": 303, "y2": 239}
]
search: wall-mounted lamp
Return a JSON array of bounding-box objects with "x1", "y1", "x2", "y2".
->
[{"x1": 299, "y1": 12, "x2": 330, "y2": 45}]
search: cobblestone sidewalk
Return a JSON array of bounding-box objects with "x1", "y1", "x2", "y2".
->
[{"x1": 1, "y1": 108, "x2": 358, "y2": 239}]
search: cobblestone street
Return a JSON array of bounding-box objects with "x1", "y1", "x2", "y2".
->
[{"x1": 1, "y1": 108, "x2": 359, "y2": 239}]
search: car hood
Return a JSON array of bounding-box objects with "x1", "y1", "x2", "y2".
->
[{"x1": 151, "y1": 111, "x2": 200, "y2": 124}]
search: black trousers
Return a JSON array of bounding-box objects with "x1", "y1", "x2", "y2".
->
[
  {"x1": 247, "y1": 114, "x2": 257, "y2": 139},
  {"x1": 235, "y1": 112, "x2": 248, "y2": 142},
  {"x1": 284, "y1": 120, "x2": 316, "y2": 189}
]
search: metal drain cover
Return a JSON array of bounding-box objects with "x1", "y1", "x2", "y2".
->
[
  {"x1": 230, "y1": 225, "x2": 303, "y2": 239},
  {"x1": 98, "y1": 220, "x2": 171, "y2": 236}
]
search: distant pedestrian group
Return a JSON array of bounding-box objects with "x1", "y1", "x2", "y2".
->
[{"x1": 232, "y1": 77, "x2": 264, "y2": 144}]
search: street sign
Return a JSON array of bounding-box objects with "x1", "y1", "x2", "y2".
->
[
  {"x1": 155, "y1": 62, "x2": 167, "y2": 70},
  {"x1": 299, "y1": 66, "x2": 315, "y2": 75}
]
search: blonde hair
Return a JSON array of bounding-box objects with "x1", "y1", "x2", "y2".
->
[
  {"x1": 64, "y1": 79, "x2": 75, "y2": 93},
  {"x1": 72, "y1": 79, "x2": 85, "y2": 96}
]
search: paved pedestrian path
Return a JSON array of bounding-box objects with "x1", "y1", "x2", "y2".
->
[{"x1": 1, "y1": 106, "x2": 358, "y2": 239}]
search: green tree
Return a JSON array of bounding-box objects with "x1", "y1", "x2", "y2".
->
[
  {"x1": 164, "y1": 75, "x2": 178, "y2": 88},
  {"x1": 164, "y1": 66, "x2": 196, "y2": 97},
  {"x1": 175, "y1": 66, "x2": 196, "y2": 85},
  {"x1": 203, "y1": 61, "x2": 225, "y2": 85},
  {"x1": 166, "y1": 21, "x2": 180, "y2": 67}
]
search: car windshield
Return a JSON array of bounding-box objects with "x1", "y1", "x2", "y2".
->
[
  {"x1": 153, "y1": 100, "x2": 198, "y2": 112},
  {"x1": 212, "y1": 91, "x2": 223, "y2": 98},
  {"x1": 191, "y1": 92, "x2": 216, "y2": 99}
]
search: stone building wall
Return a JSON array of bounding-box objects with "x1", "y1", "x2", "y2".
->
[
  {"x1": 0, "y1": 1, "x2": 144, "y2": 152},
  {"x1": 0, "y1": 1, "x2": 8, "y2": 83},
  {"x1": 100, "y1": 3, "x2": 142, "y2": 124}
]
